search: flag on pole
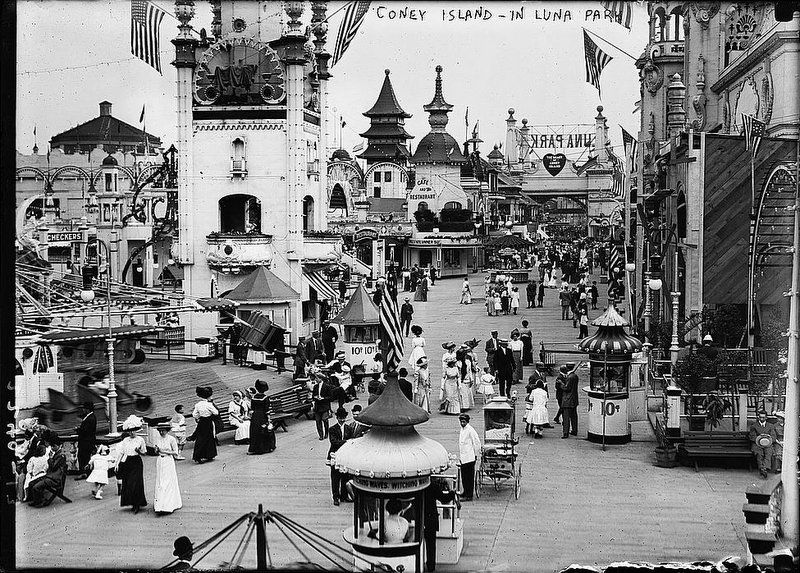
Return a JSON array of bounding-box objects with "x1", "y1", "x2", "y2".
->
[
  {"x1": 341, "y1": 117, "x2": 347, "y2": 129},
  {"x1": 741, "y1": 113, "x2": 766, "y2": 159},
  {"x1": 601, "y1": 1, "x2": 632, "y2": 30},
  {"x1": 378, "y1": 282, "x2": 404, "y2": 373},
  {"x1": 332, "y1": 1, "x2": 371, "y2": 67},
  {"x1": 583, "y1": 29, "x2": 613, "y2": 97},
  {"x1": 353, "y1": 142, "x2": 365, "y2": 154},
  {"x1": 139, "y1": 104, "x2": 146, "y2": 124},
  {"x1": 621, "y1": 126, "x2": 638, "y2": 175},
  {"x1": 465, "y1": 106, "x2": 469, "y2": 127},
  {"x1": 610, "y1": 153, "x2": 625, "y2": 197},
  {"x1": 131, "y1": 0, "x2": 166, "y2": 74}
]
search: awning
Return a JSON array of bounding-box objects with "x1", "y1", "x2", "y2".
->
[
  {"x1": 305, "y1": 270, "x2": 338, "y2": 300},
  {"x1": 38, "y1": 325, "x2": 163, "y2": 344},
  {"x1": 158, "y1": 264, "x2": 184, "y2": 281},
  {"x1": 195, "y1": 297, "x2": 239, "y2": 311}
]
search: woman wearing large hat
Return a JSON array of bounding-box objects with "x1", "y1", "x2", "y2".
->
[
  {"x1": 118, "y1": 415, "x2": 148, "y2": 513},
  {"x1": 153, "y1": 421, "x2": 182, "y2": 514},
  {"x1": 191, "y1": 386, "x2": 219, "y2": 463}
]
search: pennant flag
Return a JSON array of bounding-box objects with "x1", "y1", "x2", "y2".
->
[
  {"x1": 352, "y1": 142, "x2": 365, "y2": 153},
  {"x1": 621, "y1": 126, "x2": 638, "y2": 175},
  {"x1": 583, "y1": 29, "x2": 613, "y2": 97},
  {"x1": 741, "y1": 113, "x2": 766, "y2": 159},
  {"x1": 139, "y1": 104, "x2": 146, "y2": 124},
  {"x1": 601, "y1": 1, "x2": 632, "y2": 30},
  {"x1": 378, "y1": 282, "x2": 404, "y2": 373},
  {"x1": 341, "y1": 117, "x2": 347, "y2": 128},
  {"x1": 465, "y1": 106, "x2": 469, "y2": 128},
  {"x1": 131, "y1": 0, "x2": 166, "y2": 74},
  {"x1": 332, "y1": 1, "x2": 371, "y2": 67}
]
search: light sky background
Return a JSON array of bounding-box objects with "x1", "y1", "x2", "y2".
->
[{"x1": 17, "y1": 1, "x2": 649, "y2": 158}]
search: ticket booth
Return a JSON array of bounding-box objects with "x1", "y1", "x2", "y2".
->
[
  {"x1": 335, "y1": 373, "x2": 451, "y2": 573},
  {"x1": 329, "y1": 285, "x2": 380, "y2": 368},
  {"x1": 578, "y1": 305, "x2": 643, "y2": 445}
]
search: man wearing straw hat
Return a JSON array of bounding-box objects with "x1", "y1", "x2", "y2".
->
[{"x1": 748, "y1": 410, "x2": 776, "y2": 478}]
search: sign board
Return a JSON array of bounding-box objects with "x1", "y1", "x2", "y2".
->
[
  {"x1": 354, "y1": 228, "x2": 379, "y2": 242},
  {"x1": 343, "y1": 342, "x2": 378, "y2": 366},
  {"x1": 527, "y1": 125, "x2": 595, "y2": 150},
  {"x1": 353, "y1": 475, "x2": 430, "y2": 494},
  {"x1": 47, "y1": 232, "x2": 82, "y2": 243}
]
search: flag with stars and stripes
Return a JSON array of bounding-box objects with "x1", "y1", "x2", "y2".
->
[
  {"x1": 332, "y1": 1, "x2": 371, "y2": 67},
  {"x1": 741, "y1": 113, "x2": 766, "y2": 159},
  {"x1": 583, "y1": 29, "x2": 613, "y2": 97},
  {"x1": 621, "y1": 127, "x2": 638, "y2": 175},
  {"x1": 610, "y1": 154, "x2": 624, "y2": 197},
  {"x1": 378, "y1": 281, "x2": 404, "y2": 373},
  {"x1": 601, "y1": 1, "x2": 632, "y2": 30},
  {"x1": 131, "y1": 0, "x2": 166, "y2": 74}
]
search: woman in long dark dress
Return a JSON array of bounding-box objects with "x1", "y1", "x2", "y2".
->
[
  {"x1": 118, "y1": 416, "x2": 147, "y2": 513},
  {"x1": 191, "y1": 386, "x2": 218, "y2": 463},
  {"x1": 248, "y1": 380, "x2": 276, "y2": 454}
]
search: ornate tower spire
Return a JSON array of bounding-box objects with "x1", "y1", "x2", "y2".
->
[
  {"x1": 411, "y1": 66, "x2": 465, "y2": 165},
  {"x1": 423, "y1": 65, "x2": 454, "y2": 132}
]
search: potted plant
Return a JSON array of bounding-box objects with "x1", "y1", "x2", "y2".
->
[
  {"x1": 702, "y1": 392, "x2": 732, "y2": 430},
  {"x1": 653, "y1": 416, "x2": 678, "y2": 468},
  {"x1": 674, "y1": 352, "x2": 716, "y2": 431}
]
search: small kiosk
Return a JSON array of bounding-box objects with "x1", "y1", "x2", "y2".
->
[
  {"x1": 334, "y1": 374, "x2": 451, "y2": 573},
  {"x1": 578, "y1": 305, "x2": 643, "y2": 445},
  {"x1": 330, "y1": 285, "x2": 380, "y2": 369}
]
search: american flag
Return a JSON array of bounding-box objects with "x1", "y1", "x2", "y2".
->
[
  {"x1": 741, "y1": 113, "x2": 766, "y2": 159},
  {"x1": 131, "y1": 0, "x2": 166, "y2": 74},
  {"x1": 601, "y1": 1, "x2": 632, "y2": 30},
  {"x1": 583, "y1": 29, "x2": 613, "y2": 97},
  {"x1": 621, "y1": 127, "x2": 638, "y2": 175},
  {"x1": 332, "y1": 1, "x2": 371, "y2": 67},
  {"x1": 610, "y1": 151, "x2": 625, "y2": 197},
  {"x1": 378, "y1": 280, "x2": 404, "y2": 373}
]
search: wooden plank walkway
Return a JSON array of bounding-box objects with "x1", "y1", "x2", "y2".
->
[{"x1": 16, "y1": 274, "x2": 754, "y2": 571}]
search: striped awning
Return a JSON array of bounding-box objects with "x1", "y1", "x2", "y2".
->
[
  {"x1": 38, "y1": 325, "x2": 162, "y2": 344},
  {"x1": 305, "y1": 270, "x2": 338, "y2": 300}
]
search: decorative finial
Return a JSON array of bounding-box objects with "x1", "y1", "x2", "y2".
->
[
  {"x1": 597, "y1": 105, "x2": 604, "y2": 113},
  {"x1": 508, "y1": 107, "x2": 515, "y2": 115},
  {"x1": 385, "y1": 69, "x2": 390, "y2": 75},
  {"x1": 521, "y1": 118, "x2": 528, "y2": 126},
  {"x1": 435, "y1": 64, "x2": 442, "y2": 73},
  {"x1": 284, "y1": 1, "x2": 304, "y2": 35}
]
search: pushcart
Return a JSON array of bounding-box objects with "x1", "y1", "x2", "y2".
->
[{"x1": 475, "y1": 397, "x2": 522, "y2": 499}]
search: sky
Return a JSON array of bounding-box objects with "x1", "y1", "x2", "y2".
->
[{"x1": 16, "y1": 1, "x2": 649, "y2": 158}]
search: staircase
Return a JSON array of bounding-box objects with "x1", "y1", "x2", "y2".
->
[
  {"x1": 741, "y1": 474, "x2": 782, "y2": 566},
  {"x1": 340, "y1": 251, "x2": 373, "y2": 278}
]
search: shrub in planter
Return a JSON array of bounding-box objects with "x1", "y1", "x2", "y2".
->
[
  {"x1": 653, "y1": 416, "x2": 677, "y2": 468},
  {"x1": 702, "y1": 392, "x2": 732, "y2": 429},
  {"x1": 674, "y1": 352, "x2": 720, "y2": 431}
]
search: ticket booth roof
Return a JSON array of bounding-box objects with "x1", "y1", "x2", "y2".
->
[
  {"x1": 330, "y1": 285, "x2": 380, "y2": 326},
  {"x1": 578, "y1": 306, "x2": 643, "y2": 355}
]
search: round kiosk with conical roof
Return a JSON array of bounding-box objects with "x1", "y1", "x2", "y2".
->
[
  {"x1": 329, "y1": 283, "x2": 381, "y2": 370},
  {"x1": 335, "y1": 372, "x2": 450, "y2": 573},
  {"x1": 577, "y1": 305, "x2": 643, "y2": 444}
]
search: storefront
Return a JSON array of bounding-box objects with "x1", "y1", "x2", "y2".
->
[{"x1": 407, "y1": 236, "x2": 480, "y2": 278}]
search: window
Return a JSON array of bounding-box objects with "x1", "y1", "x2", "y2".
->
[
  {"x1": 443, "y1": 248, "x2": 461, "y2": 268},
  {"x1": 105, "y1": 173, "x2": 114, "y2": 193},
  {"x1": 443, "y1": 201, "x2": 462, "y2": 210},
  {"x1": 219, "y1": 194, "x2": 261, "y2": 233},
  {"x1": 669, "y1": 9, "x2": 683, "y2": 41},
  {"x1": 302, "y1": 195, "x2": 315, "y2": 232},
  {"x1": 677, "y1": 189, "x2": 687, "y2": 240},
  {"x1": 374, "y1": 172, "x2": 381, "y2": 183},
  {"x1": 373, "y1": 186, "x2": 381, "y2": 198},
  {"x1": 384, "y1": 171, "x2": 392, "y2": 183},
  {"x1": 653, "y1": 8, "x2": 666, "y2": 42},
  {"x1": 231, "y1": 137, "x2": 247, "y2": 175}
]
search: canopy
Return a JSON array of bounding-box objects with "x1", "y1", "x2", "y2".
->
[
  {"x1": 38, "y1": 325, "x2": 162, "y2": 344},
  {"x1": 304, "y1": 270, "x2": 338, "y2": 301},
  {"x1": 158, "y1": 264, "x2": 184, "y2": 282},
  {"x1": 487, "y1": 233, "x2": 534, "y2": 248},
  {"x1": 578, "y1": 306, "x2": 643, "y2": 355},
  {"x1": 329, "y1": 285, "x2": 379, "y2": 326},
  {"x1": 223, "y1": 267, "x2": 299, "y2": 303}
]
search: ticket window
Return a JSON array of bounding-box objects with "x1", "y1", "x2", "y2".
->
[
  {"x1": 589, "y1": 363, "x2": 629, "y2": 393},
  {"x1": 345, "y1": 325, "x2": 378, "y2": 344},
  {"x1": 354, "y1": 494, "x2": 422, "y2": 546}
]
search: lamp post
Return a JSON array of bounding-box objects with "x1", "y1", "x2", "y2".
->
[
  {"x1": 669, "y1": 243, "x2": 681, "y2": 366},
  {"x1": 80, "y1": 236, "x2": 119, "y2": 437},
  {"x1": 643, "y1": 276, "x2": 662, "y2": 394},
  {"x1": 473, "y1": 220, "x2": 482, "y2": 273}
]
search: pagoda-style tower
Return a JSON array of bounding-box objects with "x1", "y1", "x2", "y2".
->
[{"x1": 357, "y1": 70, "x2": 413, "y2": 166}]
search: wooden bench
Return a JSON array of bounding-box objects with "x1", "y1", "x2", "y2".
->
[
  {"x1": 678, "y1": 431, "x2": 754, "y2": 472},
  {"x1": 266, "y1": 385, "x2": 313, "y2": 422}
]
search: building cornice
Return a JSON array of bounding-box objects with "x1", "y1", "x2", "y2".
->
[{"x1": 711, "y1": 30, "x2": 799, "y2": 94}]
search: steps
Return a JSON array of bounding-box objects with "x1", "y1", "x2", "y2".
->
[{"x1": 741, "y1": 475, "x2": 782, "y2": 566}]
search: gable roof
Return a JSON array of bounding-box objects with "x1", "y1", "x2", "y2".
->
[{"x1": 222, "y1": 267, "x2": 299, "y2": 303}]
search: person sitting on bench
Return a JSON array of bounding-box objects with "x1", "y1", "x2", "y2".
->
[
  {"x1": 748, "y1": 410, "x2": 776, "y2": 478},
  {"x1": 28, "y1": 437, "x2": 68, "y2": 507}
]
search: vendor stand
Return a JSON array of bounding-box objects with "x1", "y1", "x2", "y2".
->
[
  {"x1": 475, "y1": 396, "x2": 522, "y2": 499},
  {"x1": 329, "y1": 285, "x2": 380, "y2": 390},
  {"x1": 334, "y1": 373, "x2": 451, "y2": 573},
  {"x1": 578, "y1": 306, "x2": 643, "y2": 447}
]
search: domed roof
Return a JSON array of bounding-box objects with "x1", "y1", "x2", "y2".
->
[
  {"x1": 331, "y1": 148, "x2": 352, "y2": 161},
  {"x1": 102, "y1": 154, "x2": 118, "y2": 166},
  {"x1": 358, "y1": 373, "x2": 429, "y2": 426},
  {"x1": 578, "y1": 305, "x2": 643, "y2": 354},
  {"x1": 412, "y1": 132, "x2": 466, "y2": 164}
]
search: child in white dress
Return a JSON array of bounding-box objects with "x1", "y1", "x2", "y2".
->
[
  {"x1": 170, "y1": 404, "x2": 187, "y2": 461},
  {"x1": 86, "y1": 445, "x2": 111, "y2": 499},
  {"x1": 476, "y1": 367, "x2": 496, "y2": 403}
]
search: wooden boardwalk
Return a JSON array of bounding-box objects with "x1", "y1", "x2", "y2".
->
[{"x1": 15, "y1": 274, "x2": 755, "y2": 571}]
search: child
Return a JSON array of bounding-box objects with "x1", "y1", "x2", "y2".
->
[
  {"x1": 24, "y1": 445, "x2": 49, "y2": 501},
  {"x1": 171, "y1": 404, "x2": 187, "y2": 461},
  {"x1": 86, "y1": 444, "x2": 111, "y2": 499},
  {"x1": 477, "y1": 367, "x2": 496, "y2": 404}
]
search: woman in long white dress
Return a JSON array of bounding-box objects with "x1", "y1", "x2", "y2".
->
[
  {"x1": 412, "y1": 357, "x2": 431, "y2": 413},
  {"x1": 439, "y1": 359, "x2": 462, "y2": 415},
  {"x1": 524, "y1": 380, "x2": 549, "y2": 438},
  {"x1": 227, "y1": 391, "x2": 251, "y2": 445},
  {"x1": 460, "y1": 279, "x2": 472, "y2": 305},
  {"x1": 407, "y1": 325, "x2": 427, "y2": 372},
  {"x1": 153, "y1": 422, "x2": 182, "y2": 514},
  {"x1": 509, "y1": 331, "x2": 524, "y2": 384},
  {"x1": 456, "y1": 348, "x2": 475, "y2": 411}
]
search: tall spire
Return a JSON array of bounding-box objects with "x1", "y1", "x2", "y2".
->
[
  {"x1": 423, "y1": 65, "x2": 454, "y2": 132},
  {"x1": 411, "y1": 65, "x2": 465, "y2": 165}
]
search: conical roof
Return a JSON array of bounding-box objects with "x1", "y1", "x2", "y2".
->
[
  {"x1": 223, "y1": 267, "x2": 299, "y2": 303},
  {"x1": 363, "y1": 70, "x2": 411, "y2": 118},
  {"x1": 578, "y1": 305, "x2": 643, "y2": 354},
  {"x1": 330, "y1": 285, "x2": 380, "y2": 325},
  {"x1": 358, "y1": 372, "x2": 429, "y2": 426}
]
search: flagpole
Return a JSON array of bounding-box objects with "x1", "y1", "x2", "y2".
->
[
  {"x1": 584, "y1": 27, "x2": 637, "y2": 61},
  {"x1": 747, "y1": 149, "x2": 756, "y2": 351}
]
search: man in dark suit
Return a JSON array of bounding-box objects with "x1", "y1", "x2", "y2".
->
[
  {"x1": 423, "y1": 477, "x2": 458, "y2": 572},
  {"x1": 484, "y1": 330, "x2": 499, "y2": 375},
  {"x1": 398, "y1": 368, "x2": 414, "y2": 401},
  {"x1": 328, "y1": 407, "x2": 354, "y2": 506},
  {"x1": 305, "y1": 330, "x2": 325, "y2": 364},
  {"x1": 166, "y1": 536, "x2": 194, "y2": 571},
  {"x1": 493, "y1": 340, "x2": 515, "y2": 398},
  {"x1": 321, "y1": 322, "x2": 338, "y2": 363},
  {"x1": 75, "y1": 401, "x2": 97, "y2": 480},
  {"x1": 561, "y1": 366, "x2": 580, "y2": 438},
  {"x1": 310, "y1": 363, "x2": 333, "y2": 440},
  {"x1": 348, "y1": 404, "x2": 369, "y2": 438},
  {"x1": 28, "y1": 439, "x2": 68, "y2": 507},
  {"x1": 400, "y1": 297, "x2": 414, "y2": 337}
]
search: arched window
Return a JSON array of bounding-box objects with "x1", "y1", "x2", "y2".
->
[
  {"x1": 303, "y1": 196, "x2": 315, "y2": 232},
  {"x1": 676, "y1": 189, "x2": 687, "y2": 240},
  {"x1": 653, "y1": 8, "x2": 666, "y2": 42},
  {"x1": 417, "y1": 201, "x2": 429, "y2": 211},
  {"x1": 231, "y1": 137, "x2": 247, "y2": 176},
  {"x1": 329, "y1": 184, "x2": 348, "y2": 213},
  {"x1": 443, "y1": 201, "x2": 462, "y2": 210},
  {"x1": 669, "y1": 8, "x2": 683, "y2": 41},
  {"x1": 219, "y1": 194, "x2": 261, "y2": 233}
]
